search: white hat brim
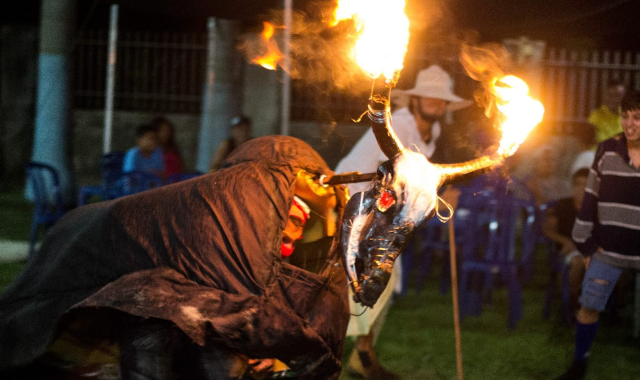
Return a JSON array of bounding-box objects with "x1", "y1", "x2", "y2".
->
[{"x1": 393, "y1": 88, "x2": 472, "y2": 111}]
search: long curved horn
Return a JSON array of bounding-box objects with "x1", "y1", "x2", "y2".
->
[
  {"x1": 437, "y1": 153, "x2": 506, "y2": 186},
  {"x1": 368, "y1": 86, "x2": 404, "y2": 159}
]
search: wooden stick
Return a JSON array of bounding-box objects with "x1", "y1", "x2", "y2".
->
[{"x1": 448, "y1": 207, "x2": 464, "y2": 380}]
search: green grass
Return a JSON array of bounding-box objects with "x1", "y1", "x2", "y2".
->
[
  {"x1": 339, "y1": 254, "x2": 640, "y2": 379},
  {"x1": 0, "y1": 185, "x2": 33, "y2": 241},
  {"x1": 0, "y1": 184, "x2": 32, "y2": 291}
]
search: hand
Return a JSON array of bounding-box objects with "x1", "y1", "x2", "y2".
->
[
  {"x1": 247, "y1": 358, "x2": 275, "y2": 379},
  {"x1": 560, "y1": 238, "x2": 576, "y2": 254}
]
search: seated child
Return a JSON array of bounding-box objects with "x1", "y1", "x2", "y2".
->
[{"x1": 122, "y1": 123, "x2": 165, "y2": 177}]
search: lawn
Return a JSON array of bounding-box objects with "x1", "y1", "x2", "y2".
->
[
  {"x1": 0, "y1": 184, "x2": 31, "y2": 292},
  {"x1": 339, "y1": 253, "x2": 640, "y2": 380},
  {"x1": 1, "y1": 185, "x2": 639, "y2": 379},
  {"x1": 0, "y1": 185, "x2": 33, "y2": 241}
]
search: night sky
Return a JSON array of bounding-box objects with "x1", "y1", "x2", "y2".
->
[
  {"x1": 453, "y1": 0, "x2": 638, "y2": 50},
  {"x1": 2, "y1": 0, "x2": 637, "y2": 50}
]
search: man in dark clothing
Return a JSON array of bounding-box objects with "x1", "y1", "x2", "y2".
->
[
  {"x1": 0, "y1": 136, "x2": 350, "y2": 380},
  {"x1": 542, "y1": 168, "x2": 589, "y2": 313}
]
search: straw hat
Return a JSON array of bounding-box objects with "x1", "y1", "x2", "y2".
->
[{"x1": 393, "y1": 65, "x2": 472, "y2": 111}]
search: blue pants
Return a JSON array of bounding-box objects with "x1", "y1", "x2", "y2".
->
[{"x1": 578, "y1": 257, "x2": 622, "y2": 312}]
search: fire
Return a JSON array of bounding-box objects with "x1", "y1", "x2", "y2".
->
[
  {"x1": 251, "y1": 22, "x2": 283, "y2": 70},
  {"x1": 491, "y1": 75, "x2": 544, "y2": 156},
  {"x1": 331, "y1": 0, "x2": 410, "y2": 85}
]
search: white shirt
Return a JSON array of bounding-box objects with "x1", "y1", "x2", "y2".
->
[{"x1": 334, "y1": 107, "x2": 441, "y2": 194}]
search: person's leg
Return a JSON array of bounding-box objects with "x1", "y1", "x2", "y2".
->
[
  {"x1": 348, "y1": 300, "x2": 399, "y2": 380},
  {"x1": 567, "y1": 254, "x2": 587, "y2": 314},
  {"x1": 556, "y1": 258, "x2": 622, "y2": 380}
]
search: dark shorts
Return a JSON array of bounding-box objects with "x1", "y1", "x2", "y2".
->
[{"x1": 578, "y1": 257, "x2": 622, "y2": 311}]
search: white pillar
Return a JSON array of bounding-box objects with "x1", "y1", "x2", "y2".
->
[
  {"x1": 103, "y1": 4, "x2": 118, "y2": 154},
  {"x1": 30, "y1": 0, "x2": 77, "y2": 204},
  {"x1": 196, "y1": 18, "x2": 243, "y2": 173}
]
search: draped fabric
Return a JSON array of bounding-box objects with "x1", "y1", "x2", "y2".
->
[{"x1": 0, "y1": 136, "x2": 350, "y2": 379}]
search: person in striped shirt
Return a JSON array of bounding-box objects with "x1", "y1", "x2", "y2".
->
[{"x1": 556, "y1": 89, "x2": 640, "y2": 380}]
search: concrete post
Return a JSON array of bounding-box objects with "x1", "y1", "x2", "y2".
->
[
  {"x1": 29, "y1": 0, "x2": 77, "y2": 204},
  {"x1": 196, "y1": 19, "x2": 244, "y2": 173}
]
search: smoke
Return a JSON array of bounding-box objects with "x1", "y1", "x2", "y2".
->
[
  {"x1": 459, "y1": 42, "x2": 513, "y2": 119},
  {"x1": 238, "y1": 5, "x2": 369, "y2": 93}
]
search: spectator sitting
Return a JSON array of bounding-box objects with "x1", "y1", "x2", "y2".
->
[
  {"x1": 151, "y1": 115, "x2": 185, "y2": 177},
  {"x1": 122, "y1": 123, "x2": 165, "y2": 178},
  {"x1": 588, "y1": 80, "x2": 625, "y2": 145},
  {"x1": 209, "y1": 116, "x2": 252, "y2": 172},
  {"x1": 542, "y1": 168, "x2": 589, "y2": 316}
]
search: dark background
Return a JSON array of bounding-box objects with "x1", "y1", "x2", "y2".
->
[{"x1": 2, "y1": 0, "x2": 638, "y2": 50}]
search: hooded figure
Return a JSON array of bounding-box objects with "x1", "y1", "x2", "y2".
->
[{"x1": 0, "y1": 136, "x2": 350, "y2": 379}]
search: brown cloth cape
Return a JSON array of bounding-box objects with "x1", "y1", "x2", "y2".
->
[{"x1": 0, "y1": 136, "x2": 350, "y2": 379}]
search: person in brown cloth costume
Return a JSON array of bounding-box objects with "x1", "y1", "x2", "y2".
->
[{"x1": 0, "y1": 135, "x2": 350, "y2": 380}]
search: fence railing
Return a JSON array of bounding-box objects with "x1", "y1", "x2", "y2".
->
[
  {"x1": 74, "y1": 30, "x2": 207, "y2": 114},
  {"x1": 73, "y1": 30, "x2": 640, "y2": 124},
  {"x1": 540, "y1": 48, "x2": 640, "y2": 125}
]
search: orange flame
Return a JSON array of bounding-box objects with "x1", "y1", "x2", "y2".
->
[
  {"x1": 491, "y1": 75, "x2": 544, "y2": 156},
  {"x1": 251, "y1": 22, "x2": 283, "y2": 70},
  {"x1": 331, "y1": 0, "x2": 410, "y2": 85}
]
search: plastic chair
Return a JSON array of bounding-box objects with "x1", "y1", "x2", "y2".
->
[
  {"x1": 165, "y1": 171, "x2": 203, "y2": 185},
  {"x1": 77, "y1": 152, "x2": 125, "y2": 206},
  {"x1": 112, "y1": 171, "x2": 165, "y2": 198},
  {"x1": 100, "y1": 151, "x2": 126, "y2": 200},
  {"x1": 459, "y1": 194, "x2": 537, "y2": 329},
  {"x1": 26, "y1": 162, "x2": 66, "y2": 257},
  {"x1": 400, "y1": 183, "x2": 496, "y2": 296}
]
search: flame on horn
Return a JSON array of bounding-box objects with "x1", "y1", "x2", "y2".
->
[
  {"x1": 250, "y1": 22, "x2": 284, "y2": 70},
  {"x1": 492, "y1": 75, "x2": 544, "y2": 156},
  {"x1": 331, "y1": 0, "x2": 410, "y2": 86},
  {"x1": 330, "y1": 0, "x2": 411, "y2": 159}
]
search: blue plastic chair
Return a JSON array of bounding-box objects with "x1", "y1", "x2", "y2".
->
[
  {"x1": 459, "y1": 193, "x2": 537, "y2": 329},
  {"x1": 400, "y1": 183, "x2": 496, "y2": 296},
  {"x1": 77, "y1": 152, "x2": 125, "y2": 206},
  {"x1": 26, "y1": 162, "x2": 66, "y2": 257},
  {"x1": 100, "y1": 151, "x2": 126, "y2": 200},
  {"x1": 112, "y1": 171, "x2": 165, "y2": 197}
]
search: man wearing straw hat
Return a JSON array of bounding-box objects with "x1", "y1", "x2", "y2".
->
[
  {"x1": 335, "y1": 64, "x2": 470, "y2": 379},
  {"x1": 336, "y1": 64, "x2": 471, "y2": 192}
]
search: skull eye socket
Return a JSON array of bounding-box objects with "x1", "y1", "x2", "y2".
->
[{"x1": 376, "y1": 190, "x2": 396, "y2": 212}]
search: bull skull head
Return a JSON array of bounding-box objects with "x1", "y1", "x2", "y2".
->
[
  {"x1": 341, "y1": 151, "x2": 441, "y2": 306},
  {"x1": 339, "y1": 89, "x2": 502, "y2": 307}
]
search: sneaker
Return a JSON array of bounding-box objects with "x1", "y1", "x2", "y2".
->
[{"x1": 555, "y1": 360, "x2": 587, "y2": 380}]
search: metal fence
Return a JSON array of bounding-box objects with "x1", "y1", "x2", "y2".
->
[
  {"x1": 540, "y1": 48, "x2": 640, "y2": 126},
  {"x1": 74, "y1": 30, "x2": 207, "y2": 113},
  {"x1": 73, "y1": 30, "x2": 640, "y2": 123}
]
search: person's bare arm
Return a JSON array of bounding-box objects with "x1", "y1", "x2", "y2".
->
[
  {"x1": 209, "y1": 140, "x2": 232, "y2": 172},
  {"x1": 542, "y1": 212, "x2": 576, "y2": 254}
]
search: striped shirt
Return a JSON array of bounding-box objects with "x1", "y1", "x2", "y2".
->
[{"x1": 572, "y1": 133, "x2": 640, "y2": 270}]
